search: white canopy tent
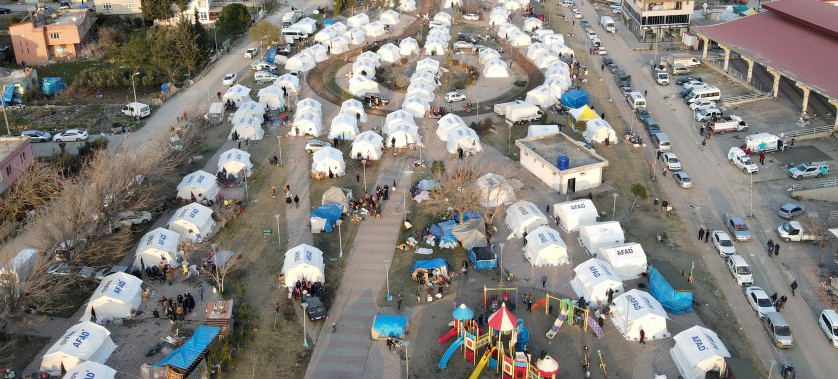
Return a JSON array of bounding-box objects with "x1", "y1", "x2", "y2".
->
[
  {"x1": 364, "y1": 21, "x2": 387, "y2": 38},
  {"x1": 134, "y1": 227, "x2": 180, "y2": 268},
  {"x1": 275, "y1": 74, "x2": 301, "y2": 94},
  {"x1": 410, "y1": 71, "x2": 438, "y2": 87},
  {"x1": 610, "y1": 289, "x2": 670, "y2": 341},
  {"x1": 297, "y1": 98, "x2": 322, "y2": 115},
  {"x1": 40, "y1": 322, "x2": 117, "y2": 376},
  {"x1": 497, "y1": 23, "x2": 519, "y2": 39},
  {"x1": 344, "y1": 28, "x2": 367, "y2": 45},
  {"x1": 508, "y1": 30, "x2": 532, "y2": 46},
  {"x1": 380, "y1": 9, "x2": 401, "y2": 25},
  {"x1": 385, "y1": 110, "x2": 416, "y2": 129},
  {"x1": 217, "y1": 148, "x2": 253, "y2": 178},
  {"x1": 436, "y1": 113, "x2": 466, "y2": 141},
  {"x1": 406, "y1": 83, "x2": 435, "y2": 102},
  {"x1": 350, "y1": 130, "x2": 384, "y2": 160},
  {"x1": 377, "y1": 43, "x2": 402, "y2": 63},
  {"x1": 490, "y1": 9, "x2": 510, "y2": 25},
  {"x1": 176, "y1": 170, "x2": 220, "y2": 202},
  {"x1": 291, "y1": 110, "x2": 324, "y2": 137},
  {"x1": 505, "y1": 200, "x2": 549, "y2": 238},
  {"x1": 230, "y1": 115, "x2": 265, "y2": 141},
  {"x1": 398, "y1": 0, "x2": 417, "y2": 11},
  {"x1": 257, "y1": 85, "x2": 285, "y2": 110},
  {"x1": 62, "y1": 361, "x2": 117, "y2": 379},
  {"x1": 385, "y1": 124, "x2": 420, "y2": 148},
  {"x1": 671, "y1": 326, "x2": 731, "y2": 379},
  {"x1": 285, "y1": 50, "x2": 316, "y2": 72},
  {"x1": 399, "y1": 37, "x2": 421, "y2": 56},
  {"x1": 503, "y1": 0, "x2": 522, "y2": 10},
  {"x1": 446, "y1": 126, "x2": 482, "y2": 154},
  {"x1": 327, "y1": 36, "x2": 350, "y2": 54},
  {"x1": 526, "y1": 124, "x2": 560, "y2": 138},
  {"x1": 167, "y1": 203, "x2": 215, "y2": 242},
  {"x1": 483, "y1": 59, "x2": 510, "y2": 78},
  {"x1": 306, "y1": 44, "x2": 329, "y2": 62},
  {"x1": 432, "y1": 12, "x2": 453, "y2": 26},
  {"x1": 314, "y1": 27, "x2": 339, "y2": 43},
  {"x1": 534, "y1": 52, "x2": 561, "y2": 70},
  {"x1": 570, "y1": 258, "x2": 625, "y2": 303},
  {"x1": 358, "y1": 51, "x2": 382, "y2": 66},
  {"x1": 526, "y1": 85, "x2": 553, "y2": 108},
  {"x1": 347, "y1": 13, "x2": 370, "y2": 28},
  {"x1": 443, "y1": 0, "x2": 462, "y2": 7},
  {"x1": 402, "y1": 96, "x2": 430, "y2": 118},
  {"x1": 582, "y1": 118, "x2": 618, "y2": 144},
  {"x1": 523, "y1": 17, "x2": 543, "y2": 32},
  {"x1": 80, "y1": 271, "x2": 142, "y2": 323},
  {"x1": 476, "y1": 173, "x2": 516, "y2": 208},
  {"x1": 222, "y1": 85, "x2": 251, "y2": 107},
  {"x1": 348, "y1": 75, "x2": 381, "y2": 97},
  {"x1": 597, "y1": 242, "x2": 648, "y2": 280},
  {"x1": 352, "y1": 59, "x2": 377, "y2": 79},
  {"x1": 281, "y1": 244, "x2": 326, "y2": 287},
  {"x1": 234, "y1": 100, "x2": 265, "y2": 120},
  {"x1": 424, "y1": 39, "x2": 447, "y2": 56},
  {"x1": 341, "y1": 99, "x2": 368, "y2": 123},
  {"x1": 479, "y1": 48, "x2": 501, "y2": 64},
  {"x1": 328, "y1": 113, "x2": 360, "y2": 140},
  {"x1": 383, "y1": 118, "x2": 418, "y2": 136},
  {"x1": 311, "y1": 147, "x2": 346, "y2": 177},
  {"x1": 524, "y1": 226, "x2": 570, "y2": 266},
  {"x1": 416, "y1": 58, "x2": 440, "y2": 75},
  {"x1": 578, "y1": 221, "x2": 625, "y2": 253},
  {"x1": 552, "y1": 199, "x2": 598, "y2": 232}
]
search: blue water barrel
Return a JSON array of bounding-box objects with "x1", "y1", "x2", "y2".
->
[{"x1": 557, "y1": 155, "x2": 570, "y2": 170}]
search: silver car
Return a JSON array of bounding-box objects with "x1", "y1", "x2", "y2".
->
[
  {"x1": 724, "y1": 213, "x2": 751, "y2": 241},
  {"x1": 777, "y1": 203, "x2": 805, "y2": 220},
  {"x1": 673, "y1": 171, "x2": 692, "y2": 188}
]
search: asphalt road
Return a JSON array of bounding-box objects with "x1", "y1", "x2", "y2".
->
[{"x1": 576, "y1": 2, "x2": 837, "y2": 377}]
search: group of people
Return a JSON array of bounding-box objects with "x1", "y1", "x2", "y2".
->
[
  {"x1": 766, "y1": 239, "x2": 782, "y2": 257},
  {"x1": 143, "y1": 263, "x2": 179, "y2": 285},
  {"x1": 154, "y1": 292, "x2": 199, "y2": 323},
  {"x1": 347, "y1": 188, "x2": 390, "y2": 220},
  {"x1": 290, "y1": 279, "x2": 324, "y2": 301}
]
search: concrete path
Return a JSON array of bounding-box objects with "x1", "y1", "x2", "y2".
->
[
  {"x1": 283, "y1": 137, "x2": 314, "y2": 247},
  {"x1": 304, "y1": 155, "x2": 414, "y2": 379}
]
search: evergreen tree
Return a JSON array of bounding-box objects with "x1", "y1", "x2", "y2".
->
[{"x1": 141, "y1": 0, "x2": 175, "y2": 21}]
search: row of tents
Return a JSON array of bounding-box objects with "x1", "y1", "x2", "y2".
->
[{"x1": 435, "y1": 113, "x2": 484, "y2": 155}]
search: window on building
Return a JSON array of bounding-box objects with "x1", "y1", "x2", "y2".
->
[
  {"x1": 5, "y1": 166, "x2": 11, "y2": 176},
  {"x1": 126, "y1": 2, "x2": 134, "y2": 9},
  {"x1": 199, "y1": 12, "x2": 209, "y2": 21},
  {"x1": 19, "y1": 152, "x2": 25, "y2": 164},
  {"x1": 675, "y1": 1, "x2": 683, "y2": 10},
  {"x1": 103, "y1": 3, "x2": 112, "y2": 10},
  {"x1": 55, "y1": 45, "x2": 68, "y2": 55},
  {"x1": 49, "y1": 33, "x2": 61, "y2": 40}
]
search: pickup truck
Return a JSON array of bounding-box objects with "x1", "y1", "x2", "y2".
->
[
  {"x1": 728, "y1": 147, "x2": 758, "y2": 174},
  {"x1": 506, "y1": 102, "x2": 543, "y2": 124},
  {"x1": 776, "y1": 221, "x2": 826, "y2": 242},
  {"x1": 652, "y1": 66, "x2": 670, "y2": 85},
  {"x1": 708, "y1": 115, "x2": 748, "y2": 133},
  {"x1": 787, "y1": 161, "x2": 829, "y2": 180}
]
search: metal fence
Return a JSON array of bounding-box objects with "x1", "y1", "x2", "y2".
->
[
  {"x1": 704, "y1": 57, "x2": 770, "y2": 93},
  {"x1": 778, "y1": 125, "x2": 834, "y2": 140},
  {"x1": 722, "y1": 93, "x2": 772, "y2": 107},
  {"x1": 790, "y1": 178, "x2": 838, "y2": 193}
]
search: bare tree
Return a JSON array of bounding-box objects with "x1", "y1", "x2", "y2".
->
[
  {"x1": 0, "y1": 163, "x2": 66, "y2": 225},
  {"x1": 799, "y1": 215, "x2": 832, "y2": 266},
  {"x1": 207, "y1": 249, "x2": 242, "y2": 294}
]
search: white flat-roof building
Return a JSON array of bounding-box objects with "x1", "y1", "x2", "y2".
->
[{"x1": 516, "y1": 133, "x2": 608, "y2": 194}]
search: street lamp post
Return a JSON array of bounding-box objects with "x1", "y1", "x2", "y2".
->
[
  {"x1": 274, "y1": 213, "x2": 281, "y2": 249},
  {"x1": 748, "y1": 172, "x2": 754, "y2": 218},
  {"x1": 276, "y1": 135, "x2": 283, "y2": 166},
  {"x1": 131, "y1": 72, "x2": 140, "y2": 122},
  {"x1": 213, "y1": 27, "x2": 218, "y2": 54},
  {"x1": 498, "y1": 242, "x2": 505, "y2": 283},
  {"x1": 363, "y1": 160, "x2": 367, "y2": 193},
  {"x1": 302, "y1": 302, "x2": 309, "y2": 348},
  {"x1": 337, "y1": 219, "x2": 344, "y2": 258},
  {"x1": 385, "y1": 259, "x2": 391, "y2": 301},
  {"x1": 612, "y1": 193, "x2": 619, "y2": 220}
]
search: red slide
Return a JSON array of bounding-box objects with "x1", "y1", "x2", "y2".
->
[{"x1": 437, "y1": 327, "x2": 458, "y2": 344}]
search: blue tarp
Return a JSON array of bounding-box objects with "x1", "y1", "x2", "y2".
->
[
  {"x1": 155, "y1": 325, "x2": 221, "y2": 370},
  {"x1": 468, "y1": 246, "x2": 497, "y2": 271},
  {"x1": 561, "y1": 90, "x2": 590, "y2": 109},
  {"x1": 417, "y1": 179, "x2": 441, "y2": 190},
  {"x1": 428, "y1": 220, "x2": 458, "y2": 243},
  {"x1": 2, "y1": 84, "x2": 14, "y2": 104},
  {"x1": 410, "y1": 258, "x2": 451, "y2": 277},
  {"x1": 41, "y1": 77, "x2": 66, "y2": 96},
  {"x1": 311, "y1": 204, "x2": 343, "y2": 232},
  {"x1": 161, "y1": 82, "x2": 171, "y2": 92},
  {"x1": 454, "y1": 210, "x2": 481, "y2": 223},
  {"x1": 648, "y1": 266, "x2": 694, "y2": 314},
  {"x1": 323, "y1": 18, "x2": 336, "y2": 26},
  {"x1": 371, "y1": 315, "x2": 408, "y2": 339},
  {"x1": 265, "y1": 46, "x2": 277, "y2": 64}
]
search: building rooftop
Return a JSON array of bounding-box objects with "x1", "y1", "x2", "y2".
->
[
  {"x1": 22, "y1": 9, "x2": 90, "y2": 28},
  {"x1": 0, "y1": 68, "x2": 37, "y2": 86},
  {"x1": 517, "y1": 133, "x2": 606, "y2": 169},
  {"x1": 0, "y1": 137, "x2": 29, "y2": 163},
  {"x1": 650, "y1": 260, "x2": 695, "y2": 292}
]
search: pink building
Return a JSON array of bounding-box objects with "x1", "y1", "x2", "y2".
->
[
  {"x1": 0, "y1": 137, "x2": 35, "y2": 194},
  {"x1": 9, "y1": 9, "x2": 95, "y2": 65}
]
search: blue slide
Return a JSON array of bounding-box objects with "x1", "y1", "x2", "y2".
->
[{"x1": 437, "y1": 336, "x2": 465, "y2": 369}]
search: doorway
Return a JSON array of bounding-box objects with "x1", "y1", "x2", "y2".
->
[{"x1": 567, "y1": 178, "x2": 576, "y2": 193}]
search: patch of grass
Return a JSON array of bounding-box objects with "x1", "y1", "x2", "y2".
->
[
  {"x1": 322, "y1": 61, "x2": 357, "y2": 101},
  {"x1": 36, "y1": 60, "x2": 113, "y2": 85},
  {"x1": 40, "y1": 280, "x2": 98, "y2": 318},
  {"x1": 0, "y1": 334, "x2": 50, "y2": 369}
]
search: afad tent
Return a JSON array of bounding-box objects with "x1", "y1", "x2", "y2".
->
[
  {"x1": 297, "y1": 97, "x2": 323, "y2": 115},
  {"x1": 671, "y1": 326, "x2": 730, "y2": 379},
  {"x1": 476, "y1": 173, "x2": 516, "y2": 208},
  {"x1": 505, "y1": 200, "x2": 549, "y2": 238},
  {"x1": 451, "y1": 219, "x2": 488, "y2": 250},
  {"x1": 322, "y1": 186, "x2": 352, "y2": 210},
  {"x1": 597, "y1": 242, "x2": 647, "y2": 280},
  {"x1": 291, "y1": 110, "x2": 324, "y2": 137},
  {"x1": 610, "y1": 289, "x2": 670, "y2": 341},
  {"x1": 352, "y1": 59, "x2": 377, "y2": 79},
  {"x1": 167, "y1": 203, "x2": 216, "y2": 242},
  {"x1": 358, "y1": 51, "x2": 382, "y2": 66},
  {"x1": 402, "y1": 96, "x2": 430, "y2": 118},
  {"x1": 490, "y1": 8, "x2": 510, "y2": 25},
  {"x1": 483, "y1": 59, "x2": 510, "y2": 78},
  {"x1": 534, "y1": 52, "x2": 560, "y2": 70},
  {"x1": 567, "y1": 105, "x2": 599, "y2": 129},
  {"x1": 432, "y1": 12, "x2": 453, "y2": 26},
  {"x1": 311, "y1": 204, "x2": 343, "y2": 233},
  {"x1": 176, "y1": 170, "x2": 219, "y2": 202},
  {"x1": 525, "y1": 84, "x2": 552, "y2": 108},
  {"x1": 350, "y1": 130, "x2": 384, "y2": 160},
  {"x1": 380, "y1": 9, "x2": 401, "y2": 25},
  {"x1": 570, "y1": 258, "x2": 624, "y2": 303},
  {"x1": 582, "y1": 118, "x2": 617, "y2": 144},
  {"x1": 416, "y1": 58, "x2": 440, "y2": 75},
  {"x1": 398, "y1": 0, "x2": 417, "y2": 12},
  {"x1": 234, "y1": 100, "x2": 265, "y2": 120},
  {"x1": 399, "y1": 37, "x2": 421, "y2": 56},
  {"x1": 406, "y1": 81, "x2": 435, "y2": 102},
  {"x1": 311, "y1": 146, "x2": 346, "y2": 177},
  {"x1": 285, "y1": 50, "x2": 316, "y2": 72},
  {"x1": 347, "y1": 12, "x2": 370, "y2": 28},
  {"x1": 306, "y1": 44, "x2": 329, "y2": 62},
  {"x1": 436, "y1": 113, "x2": 466, "y2": 141},
  {"x1": 526, "y1": 43, "x2": 550, "y2": 61},
  {"x1": 327, "y1": 36, "x2": 350, "y2": 54},
  {"x1": 364, "y1": 21, "x2": 388, "y2": 38},
  {"x1": 526, "y1": 124, "x2": 560, "y2": 139},
  {"x1": 343, "y1": 28, "x2": 367, "y2": 45},
  {"x1": 217, "y1": 148, "x2": 253, "y2": 178},
  {"x1": 134, "y1": 227, "x2": 180, "y2": 268},
  {"x1": 328, "y1": 113, "x2": 359, "y2": 140},
  {"x1": 424, "y1": 39, "x2": 447, "y2": 56},
  {"x1": 507, "y1": 30, "x2": 532, "y2": 47},
  {"x1": 552, "y1": 199, "x2": 598, "y2": 232},
  {"x1": 497, "y1": 23, "x2": 519, "y2": 39},
  {"x1": 578, "y1": 221, "x2": 625, "y2": 254},
  {"x1": 377, "y1": 43, "x2": 402, "y2": 63},
  {"x1": 257, "y1": 85, "x2": 285, "y2": 110},
  {"x1": 524, "y1": 225, "x2": 570, "y2": 266},
  {"x1": 281, "y1": 244, "x2": 325, "y2": 287},
  {"x1": 385, "y1": 110, "x2": 416, "y2": 129},
  {"x1": 561, "y1": 89, "x2": 590, "y2": 109},
  {"x1": 62, "y1": 361, "x2": 117, "y2": 379},
  {"x1": 348, "y1": 75, "x2": 381, "y2": 97},
  {"x1": 40, "y1": 321, "x2": 117, "y2": 376},
  {"x1": 386, "y1": 123, "x2": 420, "y2": 148},
  {"x1": 341, "y1": 99, "x2": 368, "y2": 123},
  {"x1": 0, "y1": 248, "x2": 37, "y2": 292},
  {"x1": 275, "y1": 73, "x2": 301, "y2": 94},
  {"x1": 229, "y1": 115, "x2": 264, "y2": 141},
  {"x1": 479, "y1": 48, "x2": 501, "y2": 64},
  {"x1": 410, "y1": 71, "x2": 438, "y2": 87},
  {"x1": 314, "y1": 27, "x2": 339, "y2": 43},
  {"x1": 80, "y1": 271, "x2": 143, "y2": 323},
  {"x1": 446, "y1": 126, "x2": 482, "y2": 155},
  {"x1": 523, "y1": 17, "x2": 544, "y2": 32},
  {"x1": 222, "y1": 84, "x2": 251, "y2": 107}
]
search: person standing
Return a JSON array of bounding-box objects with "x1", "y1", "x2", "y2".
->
[
  {"x1": 774, "y1": 243, "x2": 780, "y2": 256},
  {"x1": 397, "y1": 294, "x2": 403, "y2": 310},
  {"x1": 356, "y1": 173, "x2": 360, "y2": 183},
  {"x1": 294, "y1": 195, "x2": 300, "y2": 208},
  {"x1": 541, "y1": 275, "x2": 547, "y2": 289},
  {"x1": 704, "y1": 229, "x2": 710, "y2": 243},
  {"x1": 271, "y1": 186, "x2": 277, "y2": 199},
  {"x1": 767, "y1": 239, "x2": 775, "y2": 254},
  {"x1": 416, "y1": 290, "x2": 421, "y2": 303},
  {"x1": 759, "y1": 151, "x2": 766, "y2": 165},
  {"x1": 639, "y1": 329, "x2": 646, "y2": 344},
  {"x1": 698, "y1": 228, "x2": 705, "y2": 241},
  {"x1": 198, "y1": 285, "x2": 204, "y2": 303},
  {"x1": 153, "y1": 308, "x2": 160, "y2": 325},
  {"x1": 790, "y1": 280, "x2": 798, "y2": 296}
]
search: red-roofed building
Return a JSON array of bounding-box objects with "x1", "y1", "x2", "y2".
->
[{"x1": 695, "y1": 0, "x2": 838, "y2": 128}]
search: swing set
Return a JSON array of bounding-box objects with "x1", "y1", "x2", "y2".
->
[{"x1": 483, "y1": 286, "x2": 519, "y2": 310}]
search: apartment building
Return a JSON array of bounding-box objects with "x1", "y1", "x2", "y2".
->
[
  {"x1": 0, "y1": 137, "x2": 35, "y2": 195},
  {"x1": 621, "y1": 0, "x2": 695, "y2": 43},
  {"x1": 9, "y1": 9, "x2": 96, "y2": 65}
]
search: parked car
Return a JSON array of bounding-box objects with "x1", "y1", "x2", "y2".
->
[
  {"x1": 745, "y1": 286, "x2": 776, "y2": 319},
  {"x1": 672, "y1": 171, "x2": 692, "y2": 188},
  {"x1": 676, "y1": 76, "x2": 703, "y2": 85},
  {"x1": 819, "y1": 309, "x2": 838, "y2": 348},
  {"x1": 712, "y1": 230, "x2": 736, "y2": 257},
  {"x1": 660, "y1": 152, "x2": 682, "y2": 171},
  {"x1": 303, "y1": 297, "x2": 328, "y2": 321},
  {"x1": 244, "y1": 47, "x2": 260, "y2": 59},
  {"x1": 777, "y1": 203, "x2": 805, "y2": 220},
  {"x1": 634, "y1": 108, "x2": 650, "y2": 122},
  {"x1": 726, "y1": 254, "x2": 753, "y2": 287},
  {"x1": 453, "y1": 41, "x2": 475, "y2": 51},
  {"x1": 305, "y1": 139, "x2": 331, "y2": 153},
  {"x1": 0, "y1": 8, "x2": 11, "y2": 14},
  {"x1": 695, "y1": 108, "x2": 723, "y2": 121},
  {"x1": 689, "y1": 100, "x2": 717, "y2": 111},
  {"x1": 788, "y1": 161, "x2": 829, "y2": 180},
  {"x1": 444, "y1": 92, "x2": 466, "y2": 103},
  {"x1": 58, "y1": 2, "x2": 71, "y2": 9},
  {"x1": 222, "y1": 73, "x2": 237, "y2": 86},
  {"x1": 457, "y1": 33, "x2": 479, "y2": 43},
  {"x1": 53, "y1": 129, "x2": 89, "y2": 142},
  {"x1": 276, "y1": 45, "x2": 292, "y2": 55},
  {"x1": 763, "y1": 312, "x2": 794, "y2": 348},
  {"x1": 115, "y1": 210, "x2": 152, "y2": 227},
  {"x1": 463, "y1": 13, "x2": 479, "y2": 21},
  {"x1": 47, "y1": 262, "x2": 73, "y2": 276},
  {"x1": 724, "y1": 213, "x2": 751, "y2": 241},
  {"x1": 642, "y1": 115, "x2": 660, "y2": 132},
  {"x1": 21, "y1": 130, "x2": 52, "y2": 143},
  {"x1": 94, "y1": 265, "x2": 131, "y2": 281},
  {"x1": 682, "y1": 80, "x2": 706, "y2": 90}
]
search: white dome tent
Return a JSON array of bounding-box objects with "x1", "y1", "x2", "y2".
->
[
  {"x1": 443, "y1": 0, "x2": 462, "y2": 8},
  {"x1": 167, "y1": 203, "x2": 216, "y2": 242},
  {"x1": 377, "y1": 43, "x2": 402, "y2": 63},
  {"x1": 610, "y1": 289, "x2": 670, "y2": 341},
  {"x1": 297, "y1": 98, "x2": 322, "y2": 115},
  {"x1": 398, "y1": 0, "x2": 416, "y2": 12},
  {"x1": 80, "y1": 271, "x2": 142, "y2": 323},
  {"x1": 582, "y1": 118, "x2": 618, "y2": 144},
  {"x1": 311, "y1": 147, "x2": 346, "y2": 177},
  {"x1": 306, "y1": 44, "x2": 329, "y2": 62},
  {"x1": 424, "y1": 39, "x2": 448, "y2": 56},
  {"x1": 327, "y1": 36, "x2": 350, "y2": 54},
  {"x1": 230, "y1": 115, "x2": 265, "y2": 141},
  {"x1": 348, "y1": 75, "x2": 381, "y2": 97},
  {"x1": 479, "y1": 48, "x2": 501, "y2": 64},
  {"x1": 328, "y1": 113, "x2": 360, "y2": 140},
  {"x1": 176, "y1": 170, "x2": 220, "y2": 203},
  {"x1": 525, "y1": 85, "x2": 553, "y2": 108},
  {"x1": 483, "y1": 59, "x2": 510, "y2": 78},
  {"x1": 505, "y1": 200, "x2": 549, "y2": 238},
  {"x1": 291, "y1": 110, "x2": 324, "y2": 137},
  {"x1": 432, "y1": 12, "x2": 453, "y2": 26},
  {"x1": 497, "y1": 23, "x2": 519, "y2": 39},
  {"x1": 352, "y1": 59, "x2": 377, "y2": 79},
  {"x1": 285, "y1": 50, "x2": 316, "y2": 72},
  {"x1": 341, "y1": 99, "x2": 367, "y2": 123},
  {"x1": 503, "y1": 0, "x2": 522, "y2": 10},
  {"x1": 490, "y1": 8, "x2": 510, "y2": 25},
  {"x1": 235, "y1": 100, "x2": 265, "y2": 120},
  {"x1": 508, "y1": 30, "x2": 532, "y2": 47},
  {"x1": 257, "y1": 85, "x2": 285, "y2": 110},
  {"x1": 385, "y1": 109, "x2": 416, "y2": 129},
  {"x1": 570, "y1": 258, "x2": 624, "y2": 303},
  {"x1": 383, "y1": 117, "x2": 418, "y2": 136},
  {"x1": 476, "y1": 173, "x2": 516, "y2": 208},
  {"x1": 579, "y1": 221, "x2": 625, "y2": 254},
  {"x1": 552, "y1": 199, "x2": 598, "y2": 232},
  {"x1": 134, "y1": 227, "x2": 180, "y2": 268},
  {"x1": 416, "y1": 58, "x2": 440, "y2": 75},
  {"x1": 222, "y1": 84, "x2": 251, "y2": 107},
  {"x1": 40, "y1": 322, "x2": 117, "y2": 376},
  {"x1": 402, "y1": 96, "x2": 430, "y2": 118},
  {"x1": 62, "y1": 361, "x2": 117, "y2": 379},
  {"x1": 524, "y1": 226, "x2": 570, "y2": 266},
  {"x1": 281, "y1": 244, "x2": 326, "y2": 287},
  {"x1": 314, "y1": 27, "x2": 339, "y2": 43},
  {"x1": 597, "y1": 242, "x2": 648, "y2": 280},
  {"x1": 358, "y1": 51, "x2": 382, "y2": 66},
  {"x1": 364, "y1": 21, "x2": 388, "y2": 38},
  {"x1": 671, "y1": 326, "x2": 731, "y2": 379},
  {"x1": 436, "y1": 113, "x2": 467, "y2": 141},
  {"x1": 217, "y1": 148, "x2": 253, "y2": 178},
  {"x1": 275, "y1": 74, "x2": 301, "y2": 94},
  {"x1": 351, "y1": 131, "x2": 384, "y2": 161},
  {"x1": 380, "y1": 9, "x2": 401, "y2": 25},
  {"x1": 523, "y1": 17, "x2": 543, "y2": 32},
  {"x1": 344, "y1": 28, "x2": 367, "y2": 45},
  {"x1": 406, "y1": 82, "x2": 435, "y2": 102},
  {"x1": 385, "y1": 123, "x2": 420, "y2": 148},
  {"x1": 347, "y1": 13, "x2": 370, "y2": 28},
  {"x1": 446, "y1": 126, "x2": 482, "y2": 155},
  {"x1": 399, "y1": 37, "x2": 421, "y2": 56}
]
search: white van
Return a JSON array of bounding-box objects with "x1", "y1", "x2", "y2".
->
[
  {"x1": 282, "y1": 29, "x2": 309, "y2": 44},
  {"x1": 745, "y1": 133, "x2": 780, "y2": 153},
  {"x1": 726, "y1": 254, "x2": 753, "y2": 287},
  {"x1": 626, "y1": 92, "x2": 646, "y2": 109},
  {"x1": 685, "y1": 86, "x2": 721, "y2": 103},
  {"x1": 560, "y1": 0, "x2": 573, "y2": 7},
  {"x1": 651, "y1": 133, "x2": 671, "y2": 152},
  {"x1": 254, "y1": 71, "x2": 278, "y2": 84},
  {"x1": 122, "y1": 102, "x2": 151, "y2": 118}
]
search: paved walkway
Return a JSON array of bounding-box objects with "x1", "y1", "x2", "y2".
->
[
  {"x1": 304, "y1": 155, "x2": 414, "y2": 379},
  {"x1": 283, "y1": 137, "x2": 314, "y2": 247}
]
